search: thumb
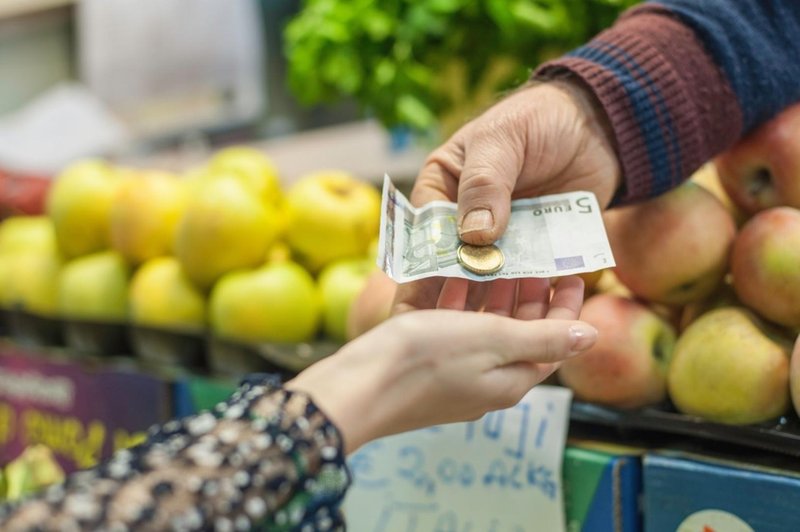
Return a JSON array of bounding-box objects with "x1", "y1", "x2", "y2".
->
[{"x1": 457, "y1": 129, "x2": 524, "y2": 245}]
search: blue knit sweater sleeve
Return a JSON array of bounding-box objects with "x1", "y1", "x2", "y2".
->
[{"x1": 653, "y1": 0, "x2": 800, "y2": 133}]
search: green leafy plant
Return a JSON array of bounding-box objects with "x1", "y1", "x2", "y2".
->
[{"x1": 284, "y1": 0, "x2": 639, "y2": 133}]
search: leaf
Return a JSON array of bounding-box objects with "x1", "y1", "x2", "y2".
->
[
  {"x1": 362, "y1": 10, "x2": 395, "y2": 40},
  {"x1": 396, "y1": 94, "x2": 437, "y2": 130},
  {"x1": 427, "y1": 0, "x2": 465, "y2": 14},
  {"x1": 321, "y1": 48, "x2": 364, "y2": 94},
  {"x1": 508, "y1": 1, "x2": 569, "y2": 35},
  {"x1": 374, "y1": 59, "x2": 397, "y2": 86}
]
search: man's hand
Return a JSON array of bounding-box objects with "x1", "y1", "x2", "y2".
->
[{"x1": 395, "y1": 80, "x2": 621, "y2": 314}]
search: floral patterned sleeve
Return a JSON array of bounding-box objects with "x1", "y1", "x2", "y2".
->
[{"x1": 0, "y1": 374, "x2": 351, "y2": 531}]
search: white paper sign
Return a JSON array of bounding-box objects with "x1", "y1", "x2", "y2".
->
[{"x1": 343, "y1": 386, "x2": 573, "y2": 532}]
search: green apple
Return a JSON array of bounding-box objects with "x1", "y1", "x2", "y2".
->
[
  {"x1": 669, "y1": 307, "x2": 791, "y2": 424},
  {"x1": 129, "y1": 257, "x2": 205, "y2": 331},
  {"x1": 210, "y1": 261, "x2": 320, "y2": 343},
  {"x1": 110, "y1": 169, "x2": 186, "y2": 265},
  {"x1": 284, "y1": 171, "x2": 381, "y2": 272},
  {"x1": 318, "y1": 258, "x2": 374, "y2": 342},
  {"x1": 174, "y1": 174, "x2": 282, "y2": 290},
  {"x1": 2, "y1": 249, "x2": 63, "y2": 316},
  {"x1": 208, "y1": 146, "x2": 282, "y2": 205},
  {"x1": 0, "y1": 216, "x2": 58, "y2": 257},
  {"x1": 46, "y1": 159, "x2": 120, "y2": 258},
  {"x1": 57, "y1": 250, "x2": 130, "y2": 322}
]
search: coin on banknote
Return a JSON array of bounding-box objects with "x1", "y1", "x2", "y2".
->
[{"x1": 457, "y1": 243, "x2": 505, "y2": 275}]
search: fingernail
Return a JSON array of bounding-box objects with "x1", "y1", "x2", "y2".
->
[
  {"x1": 569, "y1": 323, "x2": 597, "y2": 355},
  {"x1": 460, "y1": 208, "x2": 494, "y2": 235}
]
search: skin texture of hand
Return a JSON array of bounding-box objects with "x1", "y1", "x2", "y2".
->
[
  {"x1": 287, "y1": 276, "x2": 595, "y2": 454},
  {"x1": 395, "y1": 79, "x2": 621, "y2": 314}
]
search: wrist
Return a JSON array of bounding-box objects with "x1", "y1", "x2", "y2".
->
[
  {"x1": 285, "y1": 347, "x2": 389, "y2": 454},
  {"x1": 543, "y1": 76, "x2": 623, "y2": 197}
]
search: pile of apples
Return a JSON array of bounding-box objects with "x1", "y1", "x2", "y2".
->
[
  {"x1": 0, "y1": 146, "x2": 390, "y2": 347},
  {"x1": 559, "y1": 102, "x2": 800, "y2": 425}
]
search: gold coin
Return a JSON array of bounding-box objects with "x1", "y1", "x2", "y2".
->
[{"x1": 457, "y1": 243, "x2": 505, "y2": 275}]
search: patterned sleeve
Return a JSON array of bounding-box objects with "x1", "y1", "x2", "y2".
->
[{"x1": 0, "y1": 374, "x2": 351, "y2": 531}]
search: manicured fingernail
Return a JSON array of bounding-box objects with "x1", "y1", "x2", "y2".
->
[
  {"x1": 460, "y1": 208, "x2": 493, "y2": 235},
  {"x1": 569, "y1": 324, "x2": 597, "y2": 354}
]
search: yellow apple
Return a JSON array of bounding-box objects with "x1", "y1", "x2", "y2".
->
[
  {"x1": 284, "y1": 171, "x2": 381, "y2": 272},
  {"x1": 46, "y1": 159, "x2": 120, "y2": 258},
  {"x1": 0, "y1": 258, "x2": 13, "y2": 309},
  {"x1": 209, "y1": 261, "x2": 320, "y2": 344},
  {"x1": 265, "y1": 241, "x2": 293, "y2": 263},
  {"x1": 0, "y1": 216, "x2": 58, "y2": 257},
  {"x1": 318, "y1": 257, "x2": 374, "y2": 342},
  {"x1": 689, "y1": 161, "x2": 749, "y2": 226},
  {"x1": 129, "y1": 257, "x2": 206, "y2": 331},
  {"x1": 174, "y1": 174, "x2": 282, "y2": 290},
  {"x1": 57, "y1": 250, "x2": 130, "y2": 322},
  {"x1": 679, "y1": 278, "x2": 739, "y2": 332},
  {"x1": 1, "y1": 248, "x2": 63, "y2": 316},
  {"x1": 668, "y1": 307, "x2": 791, "y2": 424},
  {"x1": 110, "y1": 169, "x2": 186, "y2": 265},
  {"x1": 208, "y1": 146, "x2": 282, "y2": 205},
  {"x1": 594, "y1": 269, "x2": 632, "y2": 298}
]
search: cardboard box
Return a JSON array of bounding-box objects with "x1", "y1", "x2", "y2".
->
[
  {"x1": 563, "y1": 441, "x2": 643, "y2": 532},
  {"x1": 0, "y1": 343, "x2": 171, "y2": 472},
  {"x1": 644, "y1": 452, "x2": 800, "y2": 531}
]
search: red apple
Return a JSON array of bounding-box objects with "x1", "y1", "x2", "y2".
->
[
  {"x1": 731, "y1": 207, "x2": 800, "y2": 328},
  {"x1": 345, "y1": 270, "x2": 397, "y2": 340},
  {"x1": 716, "y1": 101, "x2": 800, "y2": 214},
  {"x1": 790, "y1": 334, "x2": 800, "y2": 418},
  {"x1": 558, "y1": 293, "x2": 676, "y2": 408},
  {"x1": 604, "y1": 182, "x2": 736, "y2": 305}
]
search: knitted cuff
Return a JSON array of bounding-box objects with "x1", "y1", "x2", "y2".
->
[{"x1": 534, "y1": 7, "x2": 742, "y2": 204}]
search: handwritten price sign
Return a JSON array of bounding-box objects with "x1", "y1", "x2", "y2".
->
[{"x1": 344, "y1": 386, "x2": 573, "y2": 531}]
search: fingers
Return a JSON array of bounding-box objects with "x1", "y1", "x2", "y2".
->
[
  {"x1": 392, "y1": 278, "x2": 447, "y2": 314},
  {"x1": 436, "y1": 278, "x2": 469, "y2": 310},
  {"x1": 496, "y1": 318, "x2": 597, "y2": 365},
  {"x1": 410, "y1": 147, "x2": 463, "y2": 207},
  {"x1": 546, "y1": 276, "x2": 585, "y2": 320},
  {"x1": 484, "y1": 279, "x2": 517, "y2": 316},
  {"x1": 456, "y1": 126, "x2": 524, "y2": 246},
  {"x1": 514, "y1": 278, "x2": 551, "y2": 320}
]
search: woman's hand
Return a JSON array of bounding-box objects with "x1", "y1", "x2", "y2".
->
[
  {"x1": 287, "y1": 275, "x2": 596, "y2": 453},
  {"x1": 394, "y1": 80, "x2": 620, "y2": 314}
]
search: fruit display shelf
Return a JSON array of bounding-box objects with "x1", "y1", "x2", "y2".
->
[
  {"x1": 570, "y1": 400, "x2": 800, "y2": 458},
  {"x1": 1, "y1": 308, "x2": 341, "y2": 378},
  {"x1": 5, "y1": 308, "x2": 800, "y2": 460}
]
